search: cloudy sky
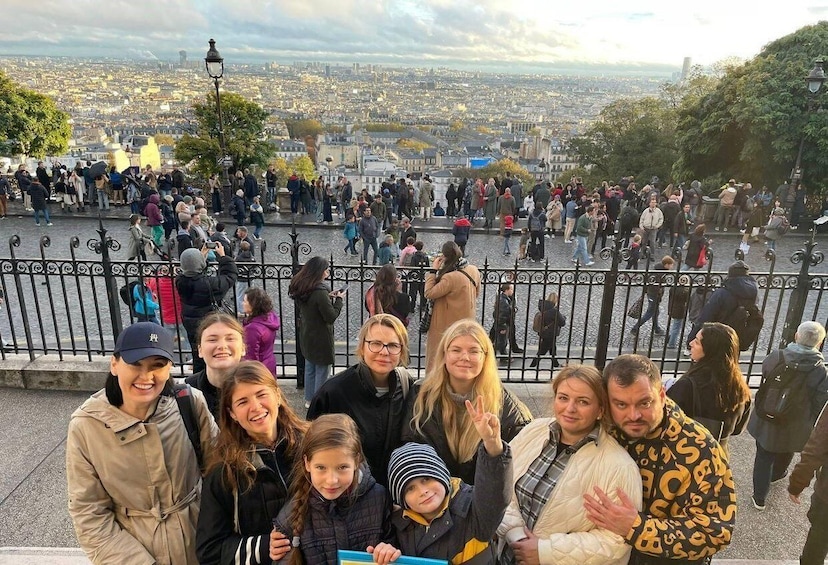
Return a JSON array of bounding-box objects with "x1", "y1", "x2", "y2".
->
[{"x1": 2, "y1": 0, "x2": 827, "y2": 74}]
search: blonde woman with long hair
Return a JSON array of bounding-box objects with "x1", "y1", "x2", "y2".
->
[{"x1": 402, "y1": 319, "x2": 532, "y2": 484}]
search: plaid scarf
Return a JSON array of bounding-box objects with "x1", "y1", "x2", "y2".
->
[{"x1": 501, "y1": 421, "x2": 599, "y2": 565}]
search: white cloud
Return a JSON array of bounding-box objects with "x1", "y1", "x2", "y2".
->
[{"x1": 0, "y1": 0, "x2": 823, "y2": 72}]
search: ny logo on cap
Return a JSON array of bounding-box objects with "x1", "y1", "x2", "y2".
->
[{"x1": 149, "y1": 333, "x2": 159, "y2": 343}]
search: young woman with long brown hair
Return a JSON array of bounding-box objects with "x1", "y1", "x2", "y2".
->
[{"x1": 196, "y1": 361, "x2": 307, "y2": 565}]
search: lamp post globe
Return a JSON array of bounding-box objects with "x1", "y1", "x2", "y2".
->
[{"x1": 205, "y1": 38, "x2": 231, "y2": 215}]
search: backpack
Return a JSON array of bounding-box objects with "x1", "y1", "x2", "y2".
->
[
  {"x1": 172, "y1": 384, "x2": 204, "y2": 472},
  {"x1": 532, "y1": 311, "x2": 542, "y2": 333},
  {"x1": 754, "y1": 354, "x2": 818, "y2": 424},
  {"x1": 412, "y1": 251, "x2": 430, "y2": 268},
  {"x1": 528, "y1": 212, "x2": 540, "y2": 231},
  {"x1": 118, "y1": 280, "x2": 142, "y2": 314},
  {"x1": 778, "y1": 216, "x2": 791, "y2": 236},
  {"x1": 719, "y1": 299, "x2": 764, "y2": 351}
]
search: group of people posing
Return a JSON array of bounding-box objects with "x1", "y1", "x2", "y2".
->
[{"x1": 77, "y1": 302, "x2": 828, "y2": 563}]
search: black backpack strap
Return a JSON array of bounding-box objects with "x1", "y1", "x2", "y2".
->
[{"x1": 173, "y1": 383, "x2": 204, "y2": 473}]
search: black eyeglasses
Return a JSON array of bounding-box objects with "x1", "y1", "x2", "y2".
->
[{"x1": 363, "y1": 340, "x2": 402, "y2": 354}]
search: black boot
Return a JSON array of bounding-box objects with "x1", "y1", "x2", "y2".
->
[{"x1": 529, "y1": 357, "x2": 539, "y2": 368}]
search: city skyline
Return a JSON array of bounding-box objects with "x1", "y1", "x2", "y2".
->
[{"x1": 1, "y1": 1, "x2": 826, "y2": 74}]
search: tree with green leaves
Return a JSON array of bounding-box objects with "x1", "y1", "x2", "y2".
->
[
  {"x1": 0, "y1": 72, "x2": 70, "y2": 158},
  {"x1": 456, "y1": 159, "x2": 533, "y2": 186},
  {"x1": 568, "y1": 95, "x2": 678, "y2": 187},
  {"x1": 674, "y1": 22, "x2": 828, "y2": 191},
  {"x1": 270, "y1": 155, "x2": 317, "y2": 188},
  {"x1": 284, "y1": 119, "x2": 324, "y2": 139},
  {"x1": 175, "y1": 91, "x2": 272, "y2": 179}
]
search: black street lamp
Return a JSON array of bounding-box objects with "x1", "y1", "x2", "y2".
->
[
  {"x1": 205, "y1": 39, "x2": 232, "y2": 214},
  {"x1": 790, "y1": 59, "x2": 825, "y2": 185},
  {"x1": 781, "y1": 58, "x2": 826, "y2": 347}
]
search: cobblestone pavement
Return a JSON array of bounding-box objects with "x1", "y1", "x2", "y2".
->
[{"x1": 2, "y1": 203, "x2": 828, "y2": 382}]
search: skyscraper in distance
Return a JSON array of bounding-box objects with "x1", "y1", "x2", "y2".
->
[{"x1": 681, "y1": 57, "x2": 691, "y2": 81}]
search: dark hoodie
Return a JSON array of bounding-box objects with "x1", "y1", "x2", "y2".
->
[
  {"x1": 453, "y1": 217, "x2": 472, "y2": 243},
  {"x1": 145, "y1": 193, "x2": 163, "y2": 226},
  {"x1": 748, "y1": 342, "x2": 828, "y2": 452},
  {"x1": 688, "y1": 275, "x2": 758, "y2": 342},
  {"x1": 536, "y1": 298, "x2": 566, "y2": 341}
]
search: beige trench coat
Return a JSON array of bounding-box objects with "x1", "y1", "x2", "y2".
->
[{"x1": 66, "y1": 388, "x2": 218, "y2": 565}]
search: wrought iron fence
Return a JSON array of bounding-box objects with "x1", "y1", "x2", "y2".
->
[{"x1": 1, "y1": 223, "x2": 827, "y2": 388}]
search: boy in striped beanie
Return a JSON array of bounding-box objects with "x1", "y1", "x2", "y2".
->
[{"x1": 371, "y1": 397, "x2": 513, "y2": 565}]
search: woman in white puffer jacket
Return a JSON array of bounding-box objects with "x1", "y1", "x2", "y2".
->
[{"x1": 497, "y1": 365, "x2": 642, "y2": 565}]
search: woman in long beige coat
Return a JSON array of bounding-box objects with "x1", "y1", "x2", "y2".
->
[
  {"x1": 66, "y1": 323, "x2": 218, "y2": 565},
  {"x1": 424, "y1": 241, "x2": 481, "y2": 374}
]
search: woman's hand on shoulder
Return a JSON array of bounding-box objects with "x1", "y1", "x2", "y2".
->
[
  {"x1": 367, "y1": 543, "x2": 401, "y2": 565},
  {"x1": 465, "y1": 396, "x2": 503, "y2": 456},
  {"x1": 269, "y1": 529, "x2": 291, "y2": 562}
]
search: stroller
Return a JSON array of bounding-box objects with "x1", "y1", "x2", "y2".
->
[{"x1": 142, "y1": 238, "x2": 171, "y2": 262}]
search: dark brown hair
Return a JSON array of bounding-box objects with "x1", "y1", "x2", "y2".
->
[{"x1": 211, "y1": 361, "x2": 307, "y2": 492}]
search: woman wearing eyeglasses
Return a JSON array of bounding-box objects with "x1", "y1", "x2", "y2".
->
[
  {"x1": 306, "y1": 314, "x2": 415, "y2": 486},
  {"x1": 403, "y1": 319, "x2": 532, "y2": 485}
]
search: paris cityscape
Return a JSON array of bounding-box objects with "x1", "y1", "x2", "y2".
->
[{"x1": 1, "y1": 4, "x2": 828, "y2": 564}]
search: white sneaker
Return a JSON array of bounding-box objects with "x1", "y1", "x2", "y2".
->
[
  {"x1": 544, "y1": 234, "x2": 550, "y2": 239},
  {"x1": 47, "y1": 222, "x2": 53, "y2": 226},
  {"x1": 586, "y1": 261, "x2": 595, "y2": 266}
]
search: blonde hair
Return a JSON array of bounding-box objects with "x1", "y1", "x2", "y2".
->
[
  {"x1": 356, "y1": 314, "x2": 410, "y2": 367},
  {"x1": 545, "y1": 291, "x2": 559, "y2": 306},
  {"x1": 552, "y1": 365, "x2": 608, "y2": 428},
  {"x1": 411, "y1": 319, "x2": 502, "y2": 463}
]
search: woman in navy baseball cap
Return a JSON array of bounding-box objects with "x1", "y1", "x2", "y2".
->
[{"x1": 66, "y1": 322, "x2": 218, "y2": 564}]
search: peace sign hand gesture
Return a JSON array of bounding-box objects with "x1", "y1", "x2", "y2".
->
[{"x1": 465, "y1": 396, "x2": 504, "y2": 457}]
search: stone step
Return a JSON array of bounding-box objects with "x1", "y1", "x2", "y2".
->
[{"x1": 0, "y1": 548, "x2": 806, "y2": 565}]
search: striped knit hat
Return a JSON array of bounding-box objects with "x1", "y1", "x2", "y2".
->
[{"x1": 388, "y1": 442, "x2": 452, "y2": 509}]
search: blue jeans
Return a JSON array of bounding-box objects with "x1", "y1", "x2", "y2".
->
[
  {"x1": 34, "y1": 208, "x2": 51, "y2": 224},
  {"x1": 304, "y1": 360, "x2": 330, "y2": 402},
  {"x1": 632, "y1": 296, "x2": 663, "y2": 332},
  {"x1": 667, "y1": 317, "x2": 684, "y2": 347},
  {"x1": 572, "y1": 235, "x2": 590, "y2": 264},
  {"x1": 752, "y1": 441, "x2": 794, "y2": 505},
  {"x1": 362, "y1": 236, "x2": 378, "y2": 264},
  {"x1": 267, "y1": 186, "x2": 276, "y2": 207},
  {"x1": 503, "y1": 236, "x2": 511, "y2": 254},
  {"x1": 97, "y1": 190, "x2": 109, "y2": 210}
]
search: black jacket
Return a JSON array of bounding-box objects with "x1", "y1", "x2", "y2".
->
[
  {"x1": 401, "y1": 382, "x2": 532, "y2": 485},
  {"x1": 493, "y1": 292, "x2": 514, "y2": 331},
  {"x1": 197, "y1": 443, "x2": 294, "y2": 565},
  {"x1": 689, "y1": 275, "x2": 758, "y2": 341},
  {"x1": 307, "y1": 363, "x2": 415, "y2": 486},
  {"x1": 184, "y1": 369, "x2": 220, "y2": 419},
  {"x1": 175, "y1": 256, "x2": 238, "y2": 323},
  {"x1": 273, "y1": 465, "x2": 394, "y2": 565},
  {"x1": 667, "y1": 366, "x2": 751, "y2": 441},
  {"x1": 536, "y1": 299, "x2": 565, "y2": 341},
  {"x1": 748, "y1": 346, "x2": 828, "y2": 452}
]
